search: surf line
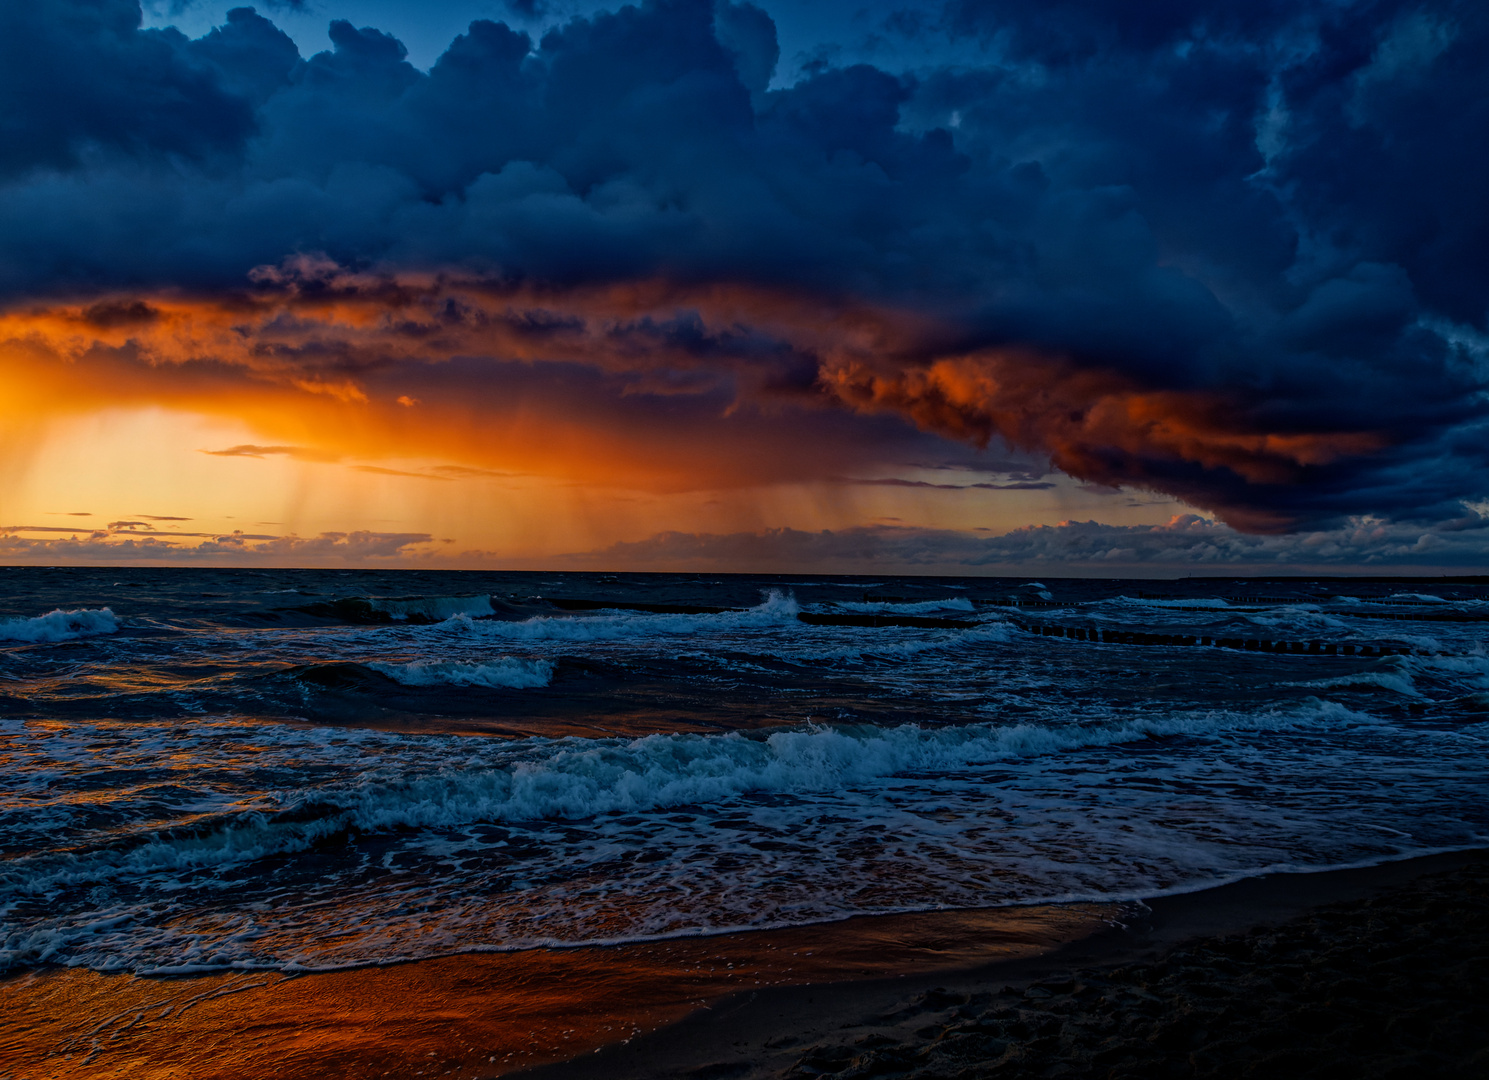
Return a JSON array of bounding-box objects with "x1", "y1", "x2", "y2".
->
[
  {"x1": 498, "y1": 595, "x2": 1437, "y2": 651},
  {"x1": 545, "y1": 597, "x2": 978, "y2": 630},
  {"x1": 1015, "y1": 623, "x2": 1424, "y2": 656}
]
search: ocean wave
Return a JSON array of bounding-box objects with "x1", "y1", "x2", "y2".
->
[
  {"x1": 367, "y1": 594, "x2": 496, "y2": 621},
  {"x1": 764, "y1": 623, "x2": 1015, "y2": 663},
  {"x1": 1281, "y1": 671, "x2": 1422, "y2": 696},
  {"x1": 0, "y1": 608, "x2": 119, "y2": 643},
  {"x1": 442, "y1": 590, "x2": 801, "y2": 641},
  {"x1": 1238, "y1": 609, "x2": 1357, "y2": 631},
  {"x1": 293, "y1": 594, "x2": 496, "y2": 624},
  {"x1": 1106, "y1": 596, "x2": 1233, "y2": 609},
  {"x1": 829, "y1": 598, "x2": 976, "y2": 615},
  {"x1": 1403, "y1": 651, "x2": 1489, "y2": 689},
  {"x1": 367, "y1": 657, "x2": 554, "y2": 689},
  {"x1": 5, "y1": 697, "x2": 1478, "y2": 976},
  {"x1": 0, "y1": 699, "x2": 1376, "y2": 906}
]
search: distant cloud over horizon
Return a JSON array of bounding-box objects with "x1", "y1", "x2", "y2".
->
[
  {"x1": 7, "y1": 513, "x2": 1488, "y2": 575},
  {"x1": 0, "y1": 527, "x2": 438, "y2": 564},
  {"x1": 547, "y1": 513, "x2": 1489, "y2": 575},
  {"x1": 2, "y1": 1, "x2": 1487, "y2": 554}
]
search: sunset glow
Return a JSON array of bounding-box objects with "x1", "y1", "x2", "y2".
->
[
  {"x1": 4, "y1": 7, "x2": 1488, "y2": 1080},
  {"x1": 0, "y1": 276, "x2": 1393, "y2": 565},
  {"x1": 1, "y1": 0, "x2": 1485, "y2": 570}
]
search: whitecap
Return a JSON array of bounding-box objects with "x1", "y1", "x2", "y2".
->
[
  {"x1": 368, "y1": 657, "x2": 554, "y2": 689},
  {"x1": 0, "y1": 608, "x2": 119, "y2": 643},
  {"x1": 1106, "y1": 596, "x2": 1233, "y2": 609},
  {"x1": 440, "y1": 590, "x2": 801, "y2": 642},
  {"x1": 1281, "y1": 671, "x2": 1422, "y2": 696},
  {"x1": 830, "y1": 598, "x2": 976, "y2": 615}
]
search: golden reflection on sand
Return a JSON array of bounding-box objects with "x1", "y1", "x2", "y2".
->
[{"x1": 0, "y1": 903, "x2": 1118, "y2": 1079}]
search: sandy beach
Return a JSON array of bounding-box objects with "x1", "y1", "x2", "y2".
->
[
  {"x1": 522, "y1": 849, "x2": 1489, "y2": 1080},
  {"x1": 1, "y1": 850, "x2": 1482, "y2": 1079},
  {"x1": 0, "y1": 900, "x2": 1119, "y2": 1079}
]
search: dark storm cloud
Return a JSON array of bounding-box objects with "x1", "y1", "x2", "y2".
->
[
  {"x1": 501, "y1": 0, "x2": 549, "y2": 19},
  {"x1": 0, "y1": 2, "x2": 287, "y2": 175},
  {"x1": 3, "y1": 0, "x2": 1487, "y2": 530}
]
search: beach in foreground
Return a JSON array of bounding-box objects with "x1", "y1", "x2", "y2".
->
[
  {"x1": 525, "y1": 849, "x2": 1489, "y2": 1080},
  {"x1": 2, "y1": 850, "x2": 1483, "y2": 1079}
]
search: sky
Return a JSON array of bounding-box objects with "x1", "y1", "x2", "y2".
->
[{"x1": 1, "y1": 0, "x2": 1487, "y2": 574}]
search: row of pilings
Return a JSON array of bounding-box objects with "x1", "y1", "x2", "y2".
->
[{"x1": 1019, "y1": 622, "x2": 1419, "y2": 656}]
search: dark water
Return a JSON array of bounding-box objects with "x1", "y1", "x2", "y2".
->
[{"x1": 2, "y1": 567, "x2": 1486, "y2": 975}]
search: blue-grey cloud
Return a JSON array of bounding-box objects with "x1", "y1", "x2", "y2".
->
[
  {"x1": 2, "y1": 1, "x2": 1486, "y2": 530},
  {"x1": 551, "y1": 512, "x2": 1489, "y2": 574}
]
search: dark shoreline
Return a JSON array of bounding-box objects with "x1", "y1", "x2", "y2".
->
[
  {"x1": 1, "y1": 851, "x2": 1484, "y2": 1079},
  {"x1": 516, "y1": 849, "x2": 1489, "y2": 1080}
]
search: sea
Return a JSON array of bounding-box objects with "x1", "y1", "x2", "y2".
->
[{"x1": 2, "y1": 567, "x2": 1486, "y2": 978}]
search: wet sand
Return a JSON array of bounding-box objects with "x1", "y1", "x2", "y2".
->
[
  {"x1": 2, "y1": 851, "x2": 1483, "y2": 1079},
  {"x1": 0, "y1": 902, "x2": 1117, "y2": 1079},
  {"x1": 521, "y1": 850, "x2": 1488, "y2": 1080}
]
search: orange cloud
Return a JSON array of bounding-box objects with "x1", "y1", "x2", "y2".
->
[
  {"x1": 0, "y1": 269, "x2": 1388, "y2": 528},
  {"x1": 819, "y1": 351, "x2": 1386, "y2": 530}
]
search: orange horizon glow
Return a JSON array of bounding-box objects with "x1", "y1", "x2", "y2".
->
[{"x1": 0, "y1": 267, "x2": 1387, "y2": 560}]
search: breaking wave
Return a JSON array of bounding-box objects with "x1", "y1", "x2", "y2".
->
[
  {"x1": 1108, "y1": 596, "x2": 1232, "y2": 609},
  {"x1": 830, "y1": 598, "x2": 976, "y2": 615},
  {"x1": 1282, "y1": 671, "x2": 1422, "y2": 696},
  {"x1": 442, "y1": 591, "x2": 801, "y2": 642},
  {"x1": 367, "y1": 657, "x2": 554, "y2": 689},
  {"x1": 0, "y1": 607, "x2": 119, "y2": 643},
  {"x1": 0, "y1": 699, "x2": 1376, "y2": 905}
]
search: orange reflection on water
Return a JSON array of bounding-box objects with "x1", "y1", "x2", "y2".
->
[{"x1": 0, "y1": 903, "x2": 1117, "y2": 1079}]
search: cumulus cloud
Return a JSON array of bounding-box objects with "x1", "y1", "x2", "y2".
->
[{"x1": 1, "y1": 0, "x2": 1486, "y2": 531}]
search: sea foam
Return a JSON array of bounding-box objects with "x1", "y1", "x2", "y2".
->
[
  {"x1": 368, "y1": 657, "x2": 554, "y2": 689},
  {"x1": 830, "y1": 598, "x2": 977, "y2": 615},
  {"x1": 0, "y1": 607, "x2": 119, "y2": 643},
  {"x1": 0, "y1": 700, "x2": 1377, "y2": 898},
  {"x1": 441, "y1": 590, "x2": 801, "y2": 642}
]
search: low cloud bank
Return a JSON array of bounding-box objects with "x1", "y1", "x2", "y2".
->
[
  {"x1": 0, "y1": 528, "x2": 437, "y2": 564},
  {"x1": 552, "y1": 514, "x2": 1489, "y2": 575},
  {"x1": 5, "y1": 514, "x2": 1487, "y2": 574}
]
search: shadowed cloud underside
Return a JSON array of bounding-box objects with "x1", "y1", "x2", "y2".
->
[{"x1": 1, "y1": 0, "x2": 1487, "y2": 566}]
